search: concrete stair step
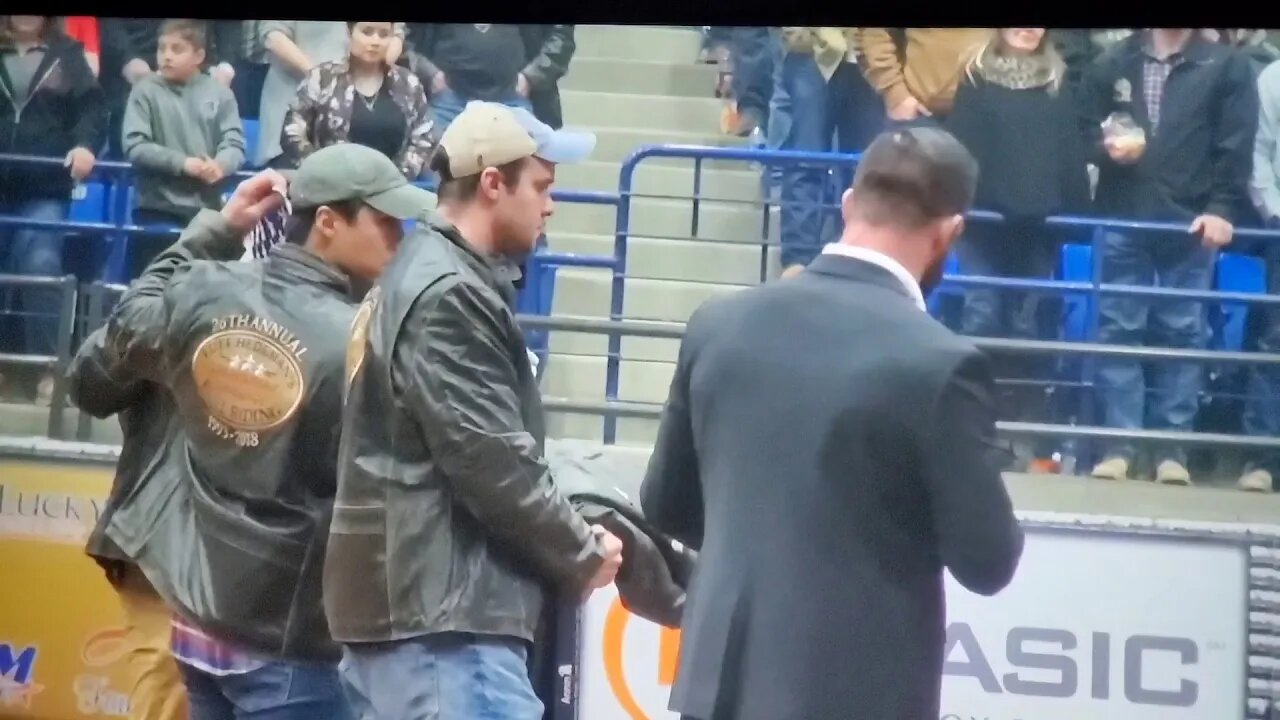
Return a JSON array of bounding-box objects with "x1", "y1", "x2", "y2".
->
[
  {"x1": 543, "y1": 412, "x2": 658, "y2": 446},
  {"x1": 590, "y1": 127, "x2": 747, "y2": 166},
  {"x1": 0, "y1": 403, "x2": 121, "y2": 444},
  {"x1": 555, "y1": 161, "x2": 763, "y2": 202},
  {"x1": 574, "y1": 25, "x2": 703, "y2": 64},
  {"x1": 561, "y1": 90, "x2": 724, "y2": 133},
  {"x1": 549, "y1": 268, "x2": 747, "y2": 322},
  {"x1": 562, "y1": 57, "x2": 721, "y2": 97},
  {"x1": 549, "y1": 195, "x2": 779, "y2": 242},
  {"x1": 541, "y1": 353, "x2": 677, "y2": 405},
  {"x1": 545, "y1": 232, "x2": 780, "y2": 284}
]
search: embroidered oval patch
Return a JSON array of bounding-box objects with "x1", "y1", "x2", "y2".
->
[{"x1": 191, "y1": 329, "x2": 305, "y2": 432}]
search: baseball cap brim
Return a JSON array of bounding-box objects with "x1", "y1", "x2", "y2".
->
[
  {"x1": 534, "y1": 128, "x2": 596, "y2": 166},
  {"x1": 363, "y1": 183, "x2": 437, "y2": 220}
]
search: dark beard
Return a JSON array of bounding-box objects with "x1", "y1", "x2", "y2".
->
[{"x1": 919, "y1": 252, "x2": 947, "y2": 297}]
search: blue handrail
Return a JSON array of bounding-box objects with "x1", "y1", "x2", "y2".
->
[{"x1": 610, "y1": 144, "x2": 1280, "y2": 444}]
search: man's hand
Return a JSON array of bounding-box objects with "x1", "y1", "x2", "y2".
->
[
  {"x1": 65, "y1": 147, "x2": 95, "y2": 181},
  {"x1": 221, "y1": 169, "x2": 288, "y2": 234},
  {"x1": 1191, "y1": 214, "x2": 1234, "y2": 249},
  {"x1": 123, "y1": 58, "x2": 152, "y2": 84},
  {"x1": 516, "y1": 73, "x2": 531, "y2": 98},
  {"x1": 211, "y1": 62, "x2": 235, "y2": 87},
  {"x1": 582, "y1": 524, "x2": 624, "y2": 600},
  {"x1": 888, "y1": 95, "x2": 930, "y2": 122},
  {"x1": 431, "y1": 72, "x2": 449, "y2": 95},
  {"x1": 1104, "y1": 137, "x2": 1145, "y2": 165}
]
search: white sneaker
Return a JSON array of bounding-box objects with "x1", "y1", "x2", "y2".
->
[
  {"x1": 1155, "y1": 460, "x2": 1192, "y2": 486},
  {"x1": 1091, "y1": 456, "x2": 1130, "y2": 481},
  {"x1": 1239, "y1": 469, "x2": 1274, "y2": 493}
]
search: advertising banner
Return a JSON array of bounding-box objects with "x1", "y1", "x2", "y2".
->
[
  {"x1": 574, "y1": 528, "x2": 1251, "y2": 720},
  {"x1": 0, "y1": 460, "x2": 133, "y2": 719}
]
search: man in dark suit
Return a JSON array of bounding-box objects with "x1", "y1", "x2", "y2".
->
[{"x1": 640, "y1": 127, "x2": 1025, "y2": 720}]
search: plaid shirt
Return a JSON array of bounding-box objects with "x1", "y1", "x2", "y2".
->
[
  {"x1": 1141, "y1": 43, "x2": 1187, "y2": 133},
  {"x1": 171, "y1": 617, "x2": 266, "y2": 676}
]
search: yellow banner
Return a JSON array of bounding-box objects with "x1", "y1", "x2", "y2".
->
[{"x1": 0, "y1": 460, "x2": 133, "y2": 719}]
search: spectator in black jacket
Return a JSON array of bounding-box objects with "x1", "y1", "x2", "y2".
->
[
  {"x1": 0, "y1": 15, "x2": 105, "y2": 402},
  {"x1": 403, "y1": 24, "x2": 574, "y2": 131},
  {"x1": 946, "y1": 28, "x2": 1090, "y2": 461},
  {"x1": 1082, "y1": 29, "x2": 1258, "y2": 485}
]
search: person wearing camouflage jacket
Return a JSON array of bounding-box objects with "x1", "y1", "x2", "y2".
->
[{"x1": 282, "y1": 25, "x2": 433, "y2": 179}]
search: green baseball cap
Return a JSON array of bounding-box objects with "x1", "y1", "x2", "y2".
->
[{"x1": 290, "y1": 143, "x2": 435, "y2": 220}]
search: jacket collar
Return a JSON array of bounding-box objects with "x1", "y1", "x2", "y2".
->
[
  {"x1": 805, "y1": 252, "x2": 924, "y2": 308},
  {"x1": 265, "y1": 244, "x2": 352, "y2": 297},
  {"x1": 1128, "y1": 30, "x2": 1214, "y2": 64},
  {"x1": 426, "y1": 214, "x2": 523, "y2": 297}
]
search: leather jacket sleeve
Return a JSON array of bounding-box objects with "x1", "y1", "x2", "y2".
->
[
  {"x1": 395, "y1": 280, "x2": 607, "y2": 590},
  {"x1": 67, "y1": 327, "x2": 147, "y2": 419},
  {"x1": 105, "y1": 210, "x2": 248, "y2": 384},
  {"x1": 521, "y1": 25, "x2": 575, "y2": 90}
]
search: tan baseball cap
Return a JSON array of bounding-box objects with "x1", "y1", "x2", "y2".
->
[{"x1": 438, "y1": 101, "x2": 596, "y2": 178}]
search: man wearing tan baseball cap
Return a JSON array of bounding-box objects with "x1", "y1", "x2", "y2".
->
[{"x1": 326, "y1": 102, "x2": 623, "y2": 719}]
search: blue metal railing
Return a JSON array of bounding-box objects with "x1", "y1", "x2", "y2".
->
[
  {"x1": 607, "y1": 144, "x2": 1280, "y2": 445},
  {"x1": 6, "y1": 148, "x2": 1280, "y2": 455}
]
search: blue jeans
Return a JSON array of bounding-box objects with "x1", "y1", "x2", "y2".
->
[
  {"x1": 0, "y1": 197, "x2": 67, "y2": 356},
  {"x1": 729, "y1": 27, "x2": 779, "y2": 130},
  {"x1": 338, "y1": 633, "x2": 543, "y2": 720},
  {"x1": 1095, "y1": 231, "x2": 1215, "y2": 465},
  {"x1": 1243, "y1": 245, "x2": 1280, "y2": 474},
  {"x1": 430, "y1": 89, "x2": 532, "y2": 134},
  {"x1": 181, "y1": 660, "x2": 351, "y2": 720},
  {"x1": 773, "y1": 55, "x2": 884, "y2": 268}
]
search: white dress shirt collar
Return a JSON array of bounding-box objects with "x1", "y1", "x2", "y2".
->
[{"x1": 820, "y1": 243, "x2": 927, "y2": 312}]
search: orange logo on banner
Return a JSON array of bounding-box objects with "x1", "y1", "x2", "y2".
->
[
  {"x1": 603, "y1": 597, "x2": 681, "y2": 720},
  {"x1": 82, "y1": 627, "x2": 129, "y2": 668}
]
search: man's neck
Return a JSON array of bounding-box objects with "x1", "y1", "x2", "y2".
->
[
  {"x1": 436, "y1": 204, "x2": 499, "y2": 257},
  {"x1": 1150, "y1": 29, "x2": 1193, "y2": 59},
  {"x1": 836, "y1": 227, "x2": 926, "y2": 284}
]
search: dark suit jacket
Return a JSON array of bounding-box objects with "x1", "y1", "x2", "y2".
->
[{"x1": 641, "y1": 253, "x2": 1025, "y2": 720}]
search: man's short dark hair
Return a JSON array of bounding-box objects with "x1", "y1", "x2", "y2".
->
[
  {"x1": 848, "y1": 127, "x2": 979, "y2": 230},
  {"x1": 159, "y1": 19, "x2": 207, "y2": 51},
  {"x1": 284, "y1": 200, "x2": 363, "y2": 245},
  {"x1": 428, "y1": 145, "x2": 526, "y2": 203}
]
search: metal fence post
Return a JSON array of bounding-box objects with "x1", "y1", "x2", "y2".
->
[{"x1": 45, "y1": 275, "x2": 78, "y2": 439}]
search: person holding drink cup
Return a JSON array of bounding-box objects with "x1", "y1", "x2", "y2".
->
[{"x1": 1082, "y1": 28, "x2": 1258, "y2": 485}]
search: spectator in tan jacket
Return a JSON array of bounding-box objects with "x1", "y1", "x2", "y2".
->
[{"x1": 857, "y1": 28, "x2": 988, "y2": 125}]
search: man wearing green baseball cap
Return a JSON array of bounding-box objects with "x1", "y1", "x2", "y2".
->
[
  {"x1": 326, "y1": 102, "x2": 621, "y2": 719},
  {"x1": 102, "y1": 143, "x2": 433, "y2": 720}
]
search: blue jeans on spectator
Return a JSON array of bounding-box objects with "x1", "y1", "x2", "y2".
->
[
  {"x1": 956, "y1": 221, "x2": 1061, "y2": 341},
  {"x1": 957, "y1": 222, "x2": 1063, "y2": 440},
  {"x1": 773, "y1": 55, "x2": 884, "y2": 269},
  {"x1": 0, "y1": 197, "x2": 66, "y2": 356},
  {"x1": 430, "y1": 89, "x2": 532, "y2": 133},
  {"x1": 1095, "y1": 231, "x2": 1215, "y2": 466},
  {"x1": 729, "y1": 27, "x2": 779, "y2": 132},
  {"x1": 1243, "y1": 244, "x2": 1280, "y2": 475},
  {"x1": 338, "y1": 633, "x2": 543, "y2": 720},
  {"x1": 181, "y1": 660, "x2": 351, "y2": 720}
]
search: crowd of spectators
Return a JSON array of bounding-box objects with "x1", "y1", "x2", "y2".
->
[
  {"x1": 711, "y1": 26, "x2": 1280, "y2": 489},
  {"x1": 3, "y1": 20, "x2": 1280, "y2": 492}
]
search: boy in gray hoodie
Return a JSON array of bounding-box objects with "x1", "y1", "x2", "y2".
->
[{"x1": 123, "y1": 19, "x2": 245, "y2": 275}]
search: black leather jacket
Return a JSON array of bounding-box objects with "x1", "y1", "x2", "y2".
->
[
  {"x1": 325, "y1": 215, "x2": 606, "y2": 645},
  {"x1": 104, "y1": 210, "x2": 360, "y2": 661},
  {"x1": 69, "y1": 328, "x2": 181, "y2": 583}
]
